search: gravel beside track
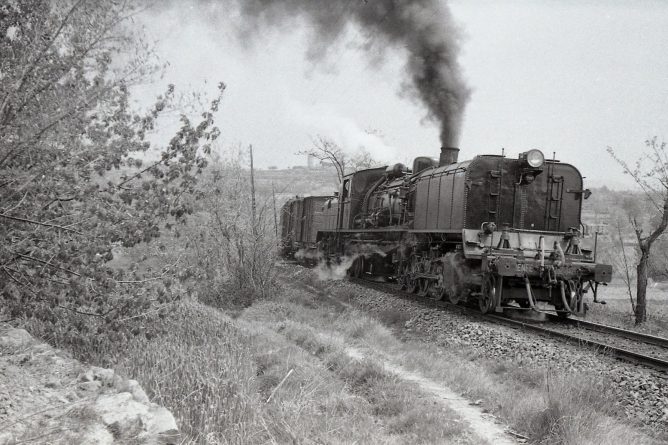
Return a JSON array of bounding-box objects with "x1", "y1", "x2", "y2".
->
[
  {"x1": 320, "y1": 275, "x2": 668, "y2": 430},
  {"x1": 527, "y1": 317, "x2": 668, "y2": 367}
]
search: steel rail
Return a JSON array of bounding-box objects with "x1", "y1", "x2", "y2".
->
[
  {"x1": 349, "y1": 277, "x2": 668, "y2": 373},
  {"x1": 485, "y1": 314, "x2": 668, "y2": 373},
  {"x1": 549, "y1": 316, "x2": 668, "y2": 349}
]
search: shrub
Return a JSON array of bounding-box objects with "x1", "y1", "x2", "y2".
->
[{"x1": 179, "y1": 153, "x2": 279, "y2": 309}]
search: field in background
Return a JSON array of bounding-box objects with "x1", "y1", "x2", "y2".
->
[{"x1": 583, "y1": 280, "x2": 668, "y2": 336}]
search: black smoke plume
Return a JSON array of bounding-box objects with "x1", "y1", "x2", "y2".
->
[{"x1": 229, "y1": 0, "x2": 470, "y2": 147}]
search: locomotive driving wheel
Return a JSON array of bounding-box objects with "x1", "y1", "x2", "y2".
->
[
  {"x1": 479, "y1": 273, "x2": 497, "y2": 314},
  {"x1": 347, "y1": 256, "x2": 365, "y2": 278},
  {"x1": 445, "y1": 258, "x2": 464, "y2": 304},
  {"x1": 432, "y1": 262, "x2": 446, "y2": 301},
  {"x1": 398, "y1": 259, "x2": 409, "y2": 290},
  {"x1": 571, "y1": 279, "x2": 585, "y2": 314},
  {"x1": 356, "y1": 256, "x2": 365, "y2": 278},
  {"x1": 405, "y1": 255, "x2": 421, "y2": 294},
  {"x1": 557, "y1": 279, "x2": 584, "y2": 318},
  {"x1": 417, "y1": 269, "x2": 430, "y2": 297},
  {"x1": 346, "y1": 257, "x2": 356, "y2": 278}
]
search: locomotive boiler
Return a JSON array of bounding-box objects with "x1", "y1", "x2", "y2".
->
[{"x1": 281, "y1": 147, "x2": 612, "y2": 317}]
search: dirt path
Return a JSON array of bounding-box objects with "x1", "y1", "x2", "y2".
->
[
  {"x1": 288, "y1": 268, "x2": 522, "y2": 443},
  {"x1": 346, "y1": 347, "x2": 520, "y2": 445}
]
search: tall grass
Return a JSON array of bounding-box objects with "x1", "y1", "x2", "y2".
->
[
  {"x1": 117, "y1": 302, "x2": 261, "y2": 442},
  {"x1": 109, "y1": 297, "x2": 421, "y2": 443}
]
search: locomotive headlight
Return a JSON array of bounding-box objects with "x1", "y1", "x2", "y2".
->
[{"x1": 524, "y1": 149, "x2": 545, "y2": 168}]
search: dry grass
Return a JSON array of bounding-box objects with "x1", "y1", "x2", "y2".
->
[
  {"x1": 96, "y1": 291, "x2": 477, "y2": 444},
  {"x1": 584, "y1": 280, "x2": 668, "y2": 336},
  {"x1": 398, "y1": 346, "x2": 657, "y2": 445},
  {"x1": 114, "y1": 302, "x2": 261, "y2": 443},
  {"x1": 288, "y1": 274, "x2": 663, "y2": 445},
  {"x1": 238, "y1": 299, "x2": 477, "y2": 443}
]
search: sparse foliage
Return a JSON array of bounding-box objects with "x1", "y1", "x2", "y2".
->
[
  {"x1": 183, "y1": 152, "x2": 278, "y2": 308},
  {"x1": 349, "y1": 148, "x2": 384, "y2": 172},
  {"x1": 607, "y1": 137, "x2": 668, "y2": 324}
]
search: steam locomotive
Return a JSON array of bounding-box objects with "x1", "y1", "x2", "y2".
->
[{"x1": 281, "y1": 147, "x2": 612, "y2": 317}]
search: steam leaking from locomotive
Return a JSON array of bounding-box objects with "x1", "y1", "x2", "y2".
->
[{"x1": 229, "y1": 0, "x2": 470, "y2": 147}]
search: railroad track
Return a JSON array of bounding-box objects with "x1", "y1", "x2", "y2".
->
[
  {"x1": 486, "y1": 314, "x2": 668, "y2": 373},
  {"x1": 350, "y1": 276, "x2": 668, "y2": 374},
  {"x1": 556, "y1": 317, "x2": 668, "y2": 349}
]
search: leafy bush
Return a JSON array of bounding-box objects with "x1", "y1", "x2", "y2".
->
[{"x1": 0, "y1": 1, "x2": 222, "y2": 344}]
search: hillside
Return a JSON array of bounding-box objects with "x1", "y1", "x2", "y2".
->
[{"x1": 0, "y1": 325, "x2": 178, "y2": 444}]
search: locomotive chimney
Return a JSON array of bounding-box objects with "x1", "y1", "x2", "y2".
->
[{"x1": 439, "y1": 147, "x2": 460, "y2": 166}]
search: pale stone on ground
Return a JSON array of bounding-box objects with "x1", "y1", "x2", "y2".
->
[{"x1": 0, "y1": 324, "x2": 180, "y2": 444}]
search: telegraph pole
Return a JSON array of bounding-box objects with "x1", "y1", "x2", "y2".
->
[
  {"x1": 272, "y1": 182, "x2": 278, "y2": 238},
  {"x1": 249, "y1": 145, "x2": 257, "y2": 236}
]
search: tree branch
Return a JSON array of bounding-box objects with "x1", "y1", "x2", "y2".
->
[
  {"x1": 41, "y1": 196, "x2": 77, "y2": 210},
  {"x1": 0, "y1": 213, "x2": 83, "y2": 235},
  {"x1": 0, "y1": 89, "x2": 103, "y2": 168},
  {"x1": 17, "y1": 254, "x2": 81, "y2": 277},
  {"x1": 646, "y1": 194, "x2": 668, "y2": 247},
  {"x1": 0, "y1": 0, "x2": 87, "y2": 124}
]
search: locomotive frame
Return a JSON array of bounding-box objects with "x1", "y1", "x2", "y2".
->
[{"x1": 281, "y1": 147, "x2": 612, "y2": 317}]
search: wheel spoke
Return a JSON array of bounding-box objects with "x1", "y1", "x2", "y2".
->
[
  {"x1": 406, "y1": 255, "x2": 420, "y2": 294},
  {"x1": 479, "y1": 274, "x2": 496, "y2": 314}
]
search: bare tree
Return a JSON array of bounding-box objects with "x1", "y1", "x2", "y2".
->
[
  {"x1": 607, "y1": 137, "x2": 668, "y2": 324},
  {"x1": 298, "y1": 136, "x2": 346, "y2": 183},
  {"x1": 298, "y1": 135, "x2": 383, "y2": 183}
]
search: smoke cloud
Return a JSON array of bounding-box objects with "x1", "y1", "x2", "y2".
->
[{"x1": 229, "y1": 0, "x2": 470, "y2": 147}]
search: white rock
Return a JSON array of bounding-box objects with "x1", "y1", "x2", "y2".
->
[
  {"x1": 127, "y1": 379, "x2": 150, "y2": 404},
  {"x1": 0, "y1": 329, "x2": 32, "y2": 349},
  {"x1": 80, "y1": 424, "x2": 114, "y2": 445},
  {"x1": 91, "y1": 367, "x2": 115, "y2": 385},
  {"x1": 78, "y1": 380, "x2": 102, "y2": 392},
  {"x1": 80, "y1": 369, "x2": 95, "y2": 382},
  {"x1": 95, "y1": 392, "x2": 145, "y2": 425},
  {"x1": 146, "y1": 405, "x2": 179, "y2": 436},
  {"x1": 94, "y1": 392, "x2": 178, "y2": 438}
]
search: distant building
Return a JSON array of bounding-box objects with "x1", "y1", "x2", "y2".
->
[{"x1": 581, "y1": 211, "x2": 611, "y2": 237}]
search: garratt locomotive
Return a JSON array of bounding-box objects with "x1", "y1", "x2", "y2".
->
[{"x1": 281, "y1": 147, "x2": 612, "y2": 317}]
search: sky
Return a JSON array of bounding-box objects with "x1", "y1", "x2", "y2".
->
[{"x1": 133, "y1": 0, "x2": 668, "y2": 188}]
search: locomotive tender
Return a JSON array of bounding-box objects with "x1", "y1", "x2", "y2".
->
[{"x1": 281, "y1": 147, "x2": 612, "y2": 317}]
